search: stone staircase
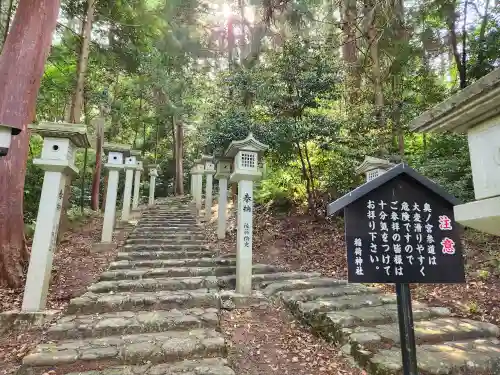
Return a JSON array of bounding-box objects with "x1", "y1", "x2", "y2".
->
[
  {"x1": 18, "y1": 197, "x2": 317, "y2": 375},
  {"x1": 19, "y1": 198, "x2": 232, "y2": 375},
  {"x1": 262, "y1": 278, "x2": 500, "y2": 374}
]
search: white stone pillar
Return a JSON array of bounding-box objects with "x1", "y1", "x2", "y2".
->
[
  {"x1": 101, "y1": 165, "x2": 121, "y2": 242},
  {"x1": 217, "y1": 178, "x2": 228, "y2": 239},
  {"x1": 190, "y1": 170, "x2": 195, "y2": 199},
  {"x1": 22, "y1": 122, "x2": 89, "y2": 312},
  {"x1": 195, "y1": 174, "x2": 203, "y2": 211},
  {"x1": 121, "y1": 158, "x2": 136, "y2": 221},
  {"x1": 23, "y1": 171, "x2": 67, "y2": 311},
  {"x1": 149, "y1": 168, "x2": 158, "y2": 205},
  {"x1": 132, "y1": 162, "x2": 142, "y2": 210},
  {"x1": 236, "y1": 180, "x2": 254, "y2": 294},
  {"x1": 204, "y1": 172, "x2": 214, "y2": 221}
]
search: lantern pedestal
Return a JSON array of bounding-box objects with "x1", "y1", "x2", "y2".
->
[
  {"x1": 121, "y1": 155, "x2": 137, "y2": 222},
  {"x1": 132, "y1": 161, "x2": 143, "y2": 211},
  {"x1": 148, "y1": 166, "x2": 158, "y2": 206},
  {"x1": 22, "y1": 122, "x2": 90, "y2": 312},
  {"x1": 193, "y1": 159, "x2": 205, "y2": 214},
  {"x1": 215, "y1": 157, "x2": 232, "y2": 239}
]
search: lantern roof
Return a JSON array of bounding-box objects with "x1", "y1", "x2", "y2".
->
[
  {"x1": 327, "y1": 163, "x2": 460, "y2": 216},
  {"x1": 201, "y1": 154, "x2": 214, "y2": 162},
  {"x1": 409, "y1": 67, "x2": 500, "y2": 133},
  {"x1": 103, "y1": 142, "x2": 131, "y2": 156},
  {"x1": 355, "y1": 156, "x2": 395, "y2": 175},
  {"x1": 224, "y1": 133, "x2": 269, "y2": 158},
  {"x1": 29, "y1": 122, "x2": 91, "y2": 148}
]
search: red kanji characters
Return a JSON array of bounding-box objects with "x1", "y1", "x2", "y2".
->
[
  {"x1": 441, "y1": 237, "x2": 456, "y2": 255},
  {"x1": 438, "y1": 215, "x2": 452, "y2": 230}
]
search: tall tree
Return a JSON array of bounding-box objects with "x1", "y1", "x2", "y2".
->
[{"x1": 0, "y1": 0, "x2": 60, "y2": 287}]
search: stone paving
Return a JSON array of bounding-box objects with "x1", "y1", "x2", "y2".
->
[
  {"x1": 19, "y1": 198, "x2": 234, "y2": 375},
  {"x1": 261, "y1": 278, "x2": 500, "y2": 374}
]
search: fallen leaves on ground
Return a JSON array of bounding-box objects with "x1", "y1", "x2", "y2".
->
[
  {"x1": 221, "y1": 301, "x2": 365, "y2": 375},
  {"x1": 0, "y1": 214, "x2": 129, "y2": 375}
]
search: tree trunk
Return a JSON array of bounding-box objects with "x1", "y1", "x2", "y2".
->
[
  {"x1": 341, "y1": 0, "x2": 360, "y2": 103},
  {"x1": 70, "y1": 0, "x2": 95, "y2": 123},
  {"x1": 460, "y1": 0, "x2": 468, "y2": 88},
  {"x1": 0, "y1": 0, "x2": 60, "y2": 287},
  {"x1": 1, "y1": 0, "x2": 15, "y2": 47},
  {"x1": 363, "y1": 1, "x2": 384, "y2": 125},
  {"x1": 90, "y1": 116, "x2": 103, "y2": 210},
  {"x1": 171, "y1": 116, "x2": 176, "y2": 191},
  {"x1": 475, "y1": 0, "x2": 490, "y2": 72},
  {"x1": 175, "y1": 118, "x2": 184, "y2": 195},
  {"x1": 296, "y1": 141, "x2": 314, "y2": 212},
  {"x1": 444, "y1": 1, "x2": 465, "y2": 88}
]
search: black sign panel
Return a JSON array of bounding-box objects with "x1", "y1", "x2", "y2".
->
[{"x1": 345, "y1": 174, "x2": 465, "y2": 284}]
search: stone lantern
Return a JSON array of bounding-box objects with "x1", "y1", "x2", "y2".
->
[
  {"x1": 0, "y1": 122, "x2": 22, "y2": 157},
  {"x1": 410, "y1": 68, "x2": 500, "y2": 236},
  {"x1": 92, "y1": 143, "x2": 131, "y2": 253},
  {"x1": 224, "y1": 133, "x2": 269, "y2": 294},
  {"x1": 148, "y1": 164, "x2": 159, "y2": 206},
  {"x1": 355, "y1": 156, "x2": 394, "y2": 182},
  {"x1": 121, "y1": 152, "x2": 139, "y2": 222},
  {"x1": 215, "y1": 157, "x2": 232, "y2": 239},
  {"x1": 132, "y1": 160, "x2": 144, "y2": 211},
  {"x1": 201, "y1": 154, "x2": 215, "y2": 221},
  {"x1": 22, "y1": 122, "x2": 90, "y2": 311},
  {"x1": 192, "y1": 159, "x2": 205, "y2": 212}
]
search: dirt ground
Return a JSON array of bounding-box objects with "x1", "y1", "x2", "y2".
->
[
  {"x1": 0, "y1": 214, "x2": 127, "y2": 375},
  {"x1": 221, "y1": 301, "x2": 365, "y2": 375}
]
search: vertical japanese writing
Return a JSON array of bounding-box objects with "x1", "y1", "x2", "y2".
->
[{"x1": 354, "y1": 237, "x2": 363, "y2": 275}]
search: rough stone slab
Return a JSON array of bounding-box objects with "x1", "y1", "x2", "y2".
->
[
  {"x1": 67, "y1": 289, "x2": 219, "y2": 314},
  {"x1": 63, "y1": 358, "x2": 235, "y2": 375},
  {"x1": 279, "y1": 284, "x2": 382, "y2": 304},
  {"x1": 126, "y1": 238, "x2": 206, "y2": 245},
  {"x1": 122, "y1": 244, "x2": 211, "y2": 252},
  {"x1": 349, "y1": 317, "x2": 500, "y2": 348},
  {"x1": 367, "y1": 338, "x2": 500, "y2": 375},
  {"x1": 219, "y1": 290, "x2": 268, "y2": 310},
  {"x1": 127, "y1": 233, "x2": 206, "y2": 240},
  {"x1": 298, "y1": 302, "x2": 451, "y2": 343},
  {"x1": 116, "y1": 250, "x2": 215, "y2": 261},
  {"x1": 89, "y1": 276, "x2": 218, "y2": 294},
  {"x1": 100, "y1": 264, "x2": 281, "y2": 281},
  {"x1": 108, "y1": 258, "x2": 236, "y2": 270},
  {"x1": 298, "y1": 293, "x2": 397, "y2": 314},
  {"x1": 0, "y1": 309, "x2": 59, "y2": 334},
  {"x1": 218, "y1": 272, "x2": 321, "y2": 289},
  {"x1": 22, "y1": 328, "x2": 226, "y2": 368},
  {"x1": 263, "y1": 278, "x2": 348, "y2": 296},
  {"x1": 47, "y1": 308, "x2": 219, "y2": 340}
]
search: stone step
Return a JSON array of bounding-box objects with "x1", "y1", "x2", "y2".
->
[
  {"x1": 122, "y1": 243, "x2": 211, "y2": 252},
  {"x1": 263, "y1": 278, "x2": 350, "y2": 296},
  {"x1": 360, "y1": 338, "x2": 500, "y2": 375},
  {"x1": 126, "y1": 238, "x2": 205, "y2": 245},
  {"x1": 278, "y1": 284, "x2": 383, "y2": 305},
  {"x1": 127, "y1": 233, "x2": 206, "y2": 240},
  {"x1": 109, "y1": 258, "x2": 236, "y2": 270},
  {"x1": 21, "y1": 328, "x2": 226, "y2": 372},
  {"x1": 218, "y1": 271, "x2": 322, "y2": 289},
  {"x1": 136, "y1": 225, "x2": 203, "y2": 231},
  {"x1": 67, "y1": 289, "x2": 219, "y2": 314},
  {"x1": 47, "y1": 307, "x2": 219, "y2": 340},
  {"x1": 62, "y1": 358, "x2": 235, "y2": 375},
  {"x1": 116, "y1": 250, "x2": 215, "y2": 261},
  {"x1": 100, "y1": 264, "x2": 282, "y2": 281},
  {"x1": 132, "y1": 228, "x2": 204, "y2": 233},
  {"x1": 89, "y1": 276, "x2": 218, "y2": 293},
  {"x1": 347, "y1": 317, "x2": 500, "y2": 350}
]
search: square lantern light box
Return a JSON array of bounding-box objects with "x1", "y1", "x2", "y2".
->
[
  {"x1": 225, "y1": 133, "x2": 268, "y2": 182},
  {"x1": 103, "y1": 142, "x2": 131, "y2": 165},
  {"x1": 29, "y1": 122, "x2": 90, "y2": 172}
]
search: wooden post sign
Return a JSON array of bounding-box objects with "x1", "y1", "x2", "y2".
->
[{"x1": 327, "y1": 163, "x2": 465, "y2": 375}]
